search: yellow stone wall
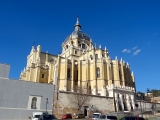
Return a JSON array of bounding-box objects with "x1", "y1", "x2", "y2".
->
[{"x1": 20, "y1": 37, "x2": 135, "y2": 96}]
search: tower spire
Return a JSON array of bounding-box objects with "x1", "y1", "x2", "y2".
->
[{"x1": 74, "y1": 16, "x2": 81, "y2": 31}]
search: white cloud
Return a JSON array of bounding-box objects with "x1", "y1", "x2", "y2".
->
[
  {"x1": 133, "y1": 46, "x2": 138, "y2": 50},
  {"x1": 133, "y1": 49, "x2": 141, "y2": 55},
  {"x1": 122, "y1": 49, "x2": 131, "y2": 53},
  {"x1": 122, "y1": 49, "x2": 127, "y2": 52}
]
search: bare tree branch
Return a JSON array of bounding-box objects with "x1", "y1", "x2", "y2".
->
[{"x1": 67, "y1": 87, "x2": 91, "y2": 111}]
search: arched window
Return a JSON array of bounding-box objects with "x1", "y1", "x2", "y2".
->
[
  {"x1": 97, "y1": 68, "x2": 100, "y2": 78},
  {"x1": 31, "y1": 97, "x2": 37, "y2": 109},
  {"x1": 67, "y1": 68, "x2": 70, "y2": 78}
]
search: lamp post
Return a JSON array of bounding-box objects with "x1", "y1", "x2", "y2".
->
[
  {"x1": 46, "y1": 98, "x2": 49, "y2": 113},
  {"x1": 137, "y1": 93, "x2": 143, "y2": 117}
]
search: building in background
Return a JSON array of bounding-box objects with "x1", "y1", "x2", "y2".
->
[
  {"x1": 0, "y1": 63, "x2": 10, "y2": 78},
  {"x1": 20, "y1": 18, "x2": 136, "y2": 112},
  {"x1": 0, "y1": 63, "x2": 54, "y2": 119}
]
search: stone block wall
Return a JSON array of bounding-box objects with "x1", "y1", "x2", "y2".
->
[{"x1": 53, "y1": 91, "x2": 114, "y2": 118}]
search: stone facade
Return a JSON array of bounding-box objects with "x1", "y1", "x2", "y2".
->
[
  {"x1": 19, "y1": 18, "x2": 137, "y2": 112},
  {"x1": 20, "y1": 18, "x2": 135, "y2": 95}
]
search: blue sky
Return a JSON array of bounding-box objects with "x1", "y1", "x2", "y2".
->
[{"x1": 0, "y1": 0, "x2": 160, "y2": 93}]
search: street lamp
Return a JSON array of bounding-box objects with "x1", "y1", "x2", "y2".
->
[
  {"x1": 46, "y1": 98, "x2": 49, "y2": 113},
  {"x1": 137, "y1": 93, "x2": 143, "y2": 117}
]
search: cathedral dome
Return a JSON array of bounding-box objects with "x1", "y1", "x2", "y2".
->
[
  {"x1": 65, "y1": 18, "x2": 91, "y2": 41},
  {"x1": 69, "y1": 30, "x2": 90, "y2": 41}
]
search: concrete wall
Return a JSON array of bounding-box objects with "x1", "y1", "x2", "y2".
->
[
  {"x1": 136, "y1": 101, "x2": 160, "y2": 111},
  {"x1": 0, "y1": 63, "x2": 10, "y2": 78},
  {"x1": 53, "y1": 91, "x2": 114, "y2": 118},
  {"x1": 0, "y1": 78, "x2": 54, "y2": 119}
]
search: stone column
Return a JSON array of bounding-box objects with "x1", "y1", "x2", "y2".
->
[
  {"x1": 131, "y1": 72, "x2": 135, "y2": 88},
  {"x1": 101, "y1": 59, "x2": 106, "y2": 96},
  {"x1": 78, "y1": 60, "x2": 81, "y2": 88},
  {"x1": 126, "y1": 95, "x2": 131, "y2": 111},
  {"x1": 53, "y1": 64, "x2": 58, "y2": 86},
  {"x1": 64, "y1": 58, "x2": 68, "y2": 91},
  {"x1": 131, "y1": 95, "x2": 135, "y2": 110},
  {"x1": 85, "y1": 60, "x2": 89, "y2": 93},
  {"x1": 92, "y1": 56, "x2": 97, "y2": 95},
  {"x1": 115, "y1": 93, "x2": 119, "y2": 112},
  {"x1": 120, "y1": 60, "x2": 125, "y2": 86},
  {"x1": 120, "y1": 94, "x2": 124, "y2": 111},
  {"x1": 107, "y1": 60, "x2": 112, "y2": 85},
  {"x1": 115, "y1": 57, "x2": 120, "y2": 85},
  {"x1": 71, "y1": 58, "x2": 75, "y2": 92}
]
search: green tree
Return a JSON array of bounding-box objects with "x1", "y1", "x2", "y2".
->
[
  {"x1": 150, "y1": 89, "x2": 160, "y2": 97},
  {"x1": 146, "y1": 88, "x2": 151, "y2": 93}
]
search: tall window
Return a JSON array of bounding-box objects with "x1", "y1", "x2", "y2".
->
[
  {"x1": 76, "y1": 70, "x2": 78, "y2": 82},
  {"x1": 95, "y1": 54, "x2": 98, "y2": 59},
  {"x1": 67, "y1": 68, "x2": 70, "y2": 78},
  {"x1": 90, "y1": 55, "x2": 93, "y2": 60},
  {"x1": 119, "y1": 70, "x2": 122, "y2": 80},
  {"x1": 75, "y1": 50, "x2": 77, "y2": 54},
  {"x1": 42, "y1": 74, "x2": 44, "y2": 78},
  {"x1": 82, "y1": 44, "x2": 85, "y2": 49},
  {"x1": 97, "y1": 67, "x2": 100, "y2": 78},
  {"x1": 31, "y1": 97, "x2": 37, "y2": 109}
]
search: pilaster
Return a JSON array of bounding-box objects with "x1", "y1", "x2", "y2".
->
[
  {"x1": 131, "y1": 95, "x2": 135, "y2": 110},
  {"x1": 64, "y1": 58, "x2": 68, "y2": 91},
  {"x1": 92, "y1": 56, "x2": 97, "y2": 95},
  {"x1": 120, "y1": 60, "x2": 125, "y2": 86},
  {"x1": 35, "y1": 66, "x2": 40, "y2": 82},
  {"x1": 85, "y1": 59, "x2": 89, "y2": 93},
  {"x1": 120, "y1": 94, "x2": 124, "y2": 111},
  {"x1": 78, "y1": 60, "x2": 81, "y2": 88},
  {"x1": 107, "y1": 59, "x2": 112, "y2": 85},
  {"x1": 71, "y1": 58, "x2": 75, "y2": 92},
  {"x1": 115, "y1": 93, "x2": 119, "y2": 112},
  {"x1": 115, "y1": 58, "x2": 120, "y2": 85},
  {"x1": 126, "y1": 95, "x2": 131, "y2": 111}
]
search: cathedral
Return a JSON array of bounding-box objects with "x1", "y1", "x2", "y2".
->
[{"x1": 20, "y1": 18, "x2": 136, "y2": 111}]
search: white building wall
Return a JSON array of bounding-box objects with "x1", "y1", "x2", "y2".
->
[{"x1": 0, "y1": 78, "x2": 54, "y2": 119}]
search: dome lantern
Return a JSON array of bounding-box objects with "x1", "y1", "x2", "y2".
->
[{"x1": 74, "y1": 17, "x2": 81, "y2": 31}]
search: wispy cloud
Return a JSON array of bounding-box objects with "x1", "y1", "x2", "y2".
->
[
  {"x1": 132, "y1": 46, "x2": 138, "y2": 50},
  {"x1": 133, "y1": 49, "x2": 141, "y2": 55},
  {"x1": 122, "y1": 49, "x2": 131, "y2": 53},
  {"x1": 122, "y1": 46, "x2": 141, "y2": 56}
]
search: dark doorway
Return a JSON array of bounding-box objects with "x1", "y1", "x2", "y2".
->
[
  {"x1": 118, "y1": 101, "x2": 122, "y2": 111},
  {"x1": 123, "y1": 102, "x2": 127, "y2": 111},
  {"x1": 84, "y1": 107, "x2": 87, "y2": 116},
  {"x1": 84, "y1": 108, "x2": 87, "y2": 116},
  {"x1": 131, "y1": 104, "x2": 133, "y2": 111}
]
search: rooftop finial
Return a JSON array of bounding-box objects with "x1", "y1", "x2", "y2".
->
[
  {"x1": 132, "y1": 71, "x2": 134, "y2": 74},
  {"x1": 76, "y1": 15, "x2": 79, "y2": 24},
  {"x1": 105, "y1": 46, "x2": 106, "y2": 51},
  {"x1": 75, "y1": 16, "x2": 81, "y2": 31}
]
